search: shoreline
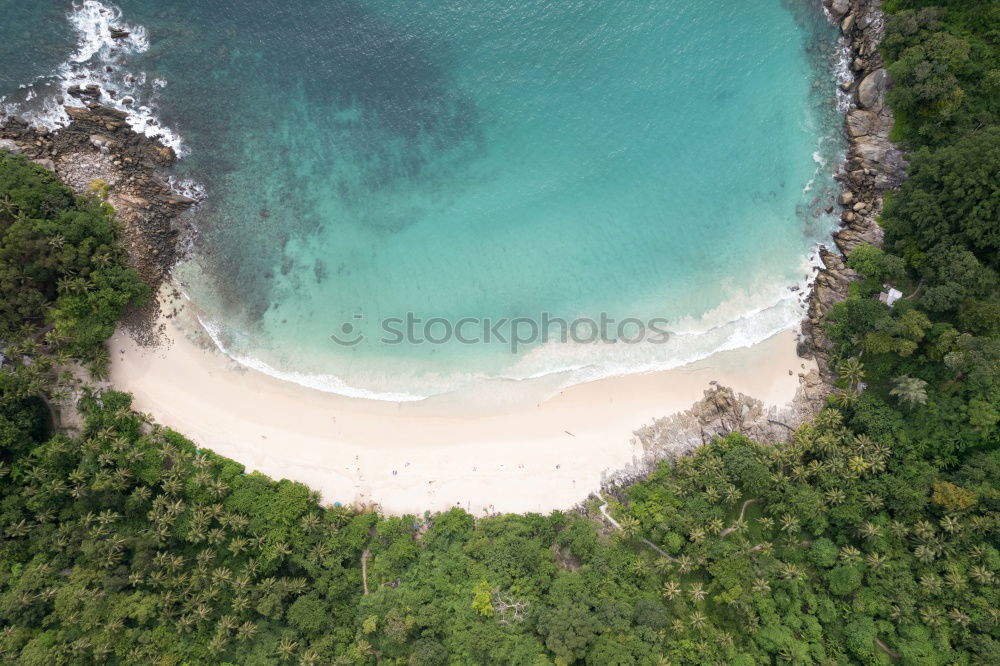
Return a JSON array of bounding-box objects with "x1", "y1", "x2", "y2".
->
[
  {"x1": 802, "y1": 0, "x2": 905, "y2": 377},
  {"x1": 107, "y1": 294, "x2": 818, "y2": 515},
  {"x1": 0, "y1": 0, "x2": 899, "y2": 514}
]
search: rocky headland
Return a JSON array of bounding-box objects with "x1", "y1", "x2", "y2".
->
[
  {"x1": 803, "y1": 0, "x2": 907, "y2": 378},
  {"x1": 606, "y1": 0, "x2": 907, "y2": 489},
  {"x1": 1, "y1": 1, "x2": 904, "y2": 502},
  {"x1": 0, "y1": 103, "x2": 196, "y2": 319}
]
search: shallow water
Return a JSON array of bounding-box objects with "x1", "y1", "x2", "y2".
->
[{"x1": 0, "y1": 0, "x2": 846, "y2": 401}]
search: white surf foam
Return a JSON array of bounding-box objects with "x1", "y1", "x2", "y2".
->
[
  {"x1": 1, "y1": 1, "x2": 186, "y2": 156},
  {"x1": 197, "y1": 315, "x2": 428, "y2": 403},
  {"x1": 821, "y1": 5, "x2": 856, "y2": 114},
  {"x1": 188, "y1": 248, "x2": 824, "y2": 404}
]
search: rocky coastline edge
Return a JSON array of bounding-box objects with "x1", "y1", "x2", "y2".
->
[{"x1": 0, "y1": 0, "x2": 906, "y2": 498}]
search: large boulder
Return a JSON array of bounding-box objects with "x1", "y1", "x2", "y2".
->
[
  {"x1": 853, "y1": 135, "x2": 889, "y2": 165},
  {"x1": 857, "y1": 68, "x2": 889, "y2": 110},
  {"x1": 846, "y1": 109, "x2": 876, "y2": 137},
  {"x1": 829, "y1": 0, "x2": 850, "y2": 19}
]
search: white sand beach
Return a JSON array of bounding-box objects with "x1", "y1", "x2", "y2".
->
[{"x1": 108, "y1": 295, "x2": 815, "y2": 515}]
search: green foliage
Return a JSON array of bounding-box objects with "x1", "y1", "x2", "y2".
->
[
  {"x1": 883, "y1": 2, "x2": 1000, "y2": 147},
  {"x1": 0, "y1": 152, "x2": 148, "y2": 358},
  {"x1": 0, "y1": 3, "x2": 997, "y2": 663}
]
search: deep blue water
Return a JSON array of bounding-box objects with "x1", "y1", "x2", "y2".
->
[{"x1": 0, "y1": 1, "x2": 846, "y2": 400}]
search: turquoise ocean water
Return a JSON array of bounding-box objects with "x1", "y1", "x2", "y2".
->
[{"x1": 1, "y1": 1, "x2": 847, "y2": 402}]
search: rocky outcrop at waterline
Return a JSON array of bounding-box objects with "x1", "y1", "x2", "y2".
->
[
  {"x1": 601, "y1": 0, "x2": 907, "y2": 493},
  {"x1": 0, "y1": 104, "x2": 196, "y2": 294},
  {"x1": 801, "y1": 0, "x2": 906, "y2": 379}
]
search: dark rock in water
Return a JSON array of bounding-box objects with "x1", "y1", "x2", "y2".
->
[
  {"x1": 68, "y1": 84, "x2": 102, "y2": 100},
  {"x1": 109, "y1": 26, "x2": 130, "y2": 39}
]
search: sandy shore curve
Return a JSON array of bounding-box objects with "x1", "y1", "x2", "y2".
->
[{"x1": 108, "y1": 294, "x2": 815, "y2": 515}]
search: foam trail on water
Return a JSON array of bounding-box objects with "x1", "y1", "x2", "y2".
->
[
  {"x1": 1, "y1": 1, "x2": 186, "y2": 156},
  {"x1": 193, "y1": 248, "x2": 825, "y2": 403},
  {"x1": 198, "y1": 317, "x2": 428, "y2": 403},
  {"x1": 822, "y1": 5, "x2": 856, "y2": 113}
]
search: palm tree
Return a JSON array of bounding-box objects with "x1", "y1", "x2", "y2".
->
[
  {"x1": 939, "y1": 515, "x2": 960, "y2": 533},
  {"x1": 824, "y1": 488, "x2": 846, "y2": 505},
  {"x1": 662, "y1": 580, "x2": 681, "y2": 600},
  {"x1": 309, "y1": 542, "x2": 331, "y2": 563},
  {"x1": 212, "y1": 567, "x2": 233, "y2": 586},
  {"x1": 619, "y1": 515, "x2": 640, "y2": 537},
  {"x1": 860, "y1": 522, "x2": 883, "y2": 540},
  {"x1": 890, "y1": 375, "x2": 928, "y2": 407},
  {"x1": 914, "y1": 545, "x2": 936, "y2": 564},
  {"x1": 277, "y1": 638, "x2": 298, "y2": 661},
  {"x1": 919, "y1": 606, "x2": 944, "y2": 626},
  {"x1": 948, "y1": 608, "x2": 970, "y2": 627},
  {"x1": 228, "y1": 536, "x2": 249, "y2": 556},
  {"x1": 231, "y1": 595, "x2": 251, "y2": 613},
  {"x1": 970, "y1": 566, "x2": 995, "y2": 585},
  {"x1": 919, "y1": 573, "x2": 943, "y2": 595},
  {"x1": 862, "y1": 493, "x2": 884, "y2": 511},
  {"x1": 237, "y1": 621, "x2": 258, "y2": 641},
  {"x1": 888, "y1": 520, "x2": 909, "y2": 539},
  {"x1": 779, "y1": 563, "x2": 805, "y2": 581},
  {"x1": 751, "y1": 578, "x2": 771, "y2": 594},
  {"x1": 865, "y1": 552, "x2": 887, "y2": 570},
  {"x1": 830, "y1": 389, "x2": 858, "y2": 409},
  {"x1": 0, "y1": 194, "x2": 19, "y2": 217},
  {"x1": 300, "y1": 513, "x2": 320, "y2": 532},
  {"x1": 840, "y1": 545, "x2": 862, "y2": 563},
  {"x1": 207, "y1": 635, "x2": 228, "y2": 655},
  {"x1": 779, "y1": 514, "x2": 800, "y2": 535},
  {"x1": 838, "y1": 357, "x2": 865, "y2": 390},
  {"x1": 944, "y1": 569, "x2": 967, "y2": 591},
  {"x1": 299, "y1": 649, "x2": 321, "y2": 666},
  {"x1": 913, "y1": 520, "x2": 936, "y2": 540},
  {"x1": 724, "y1": 485, "x2": 740, "y2": 505},
  {"x1": 176, "y1": 615, "x2": 195, "y2": 633},
  {"x1": 688, "y1": 582, "x2": 706, "y2": 602},
  {"x1": 688, "y1": 611, "x2": 708, "y2": 631}
]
